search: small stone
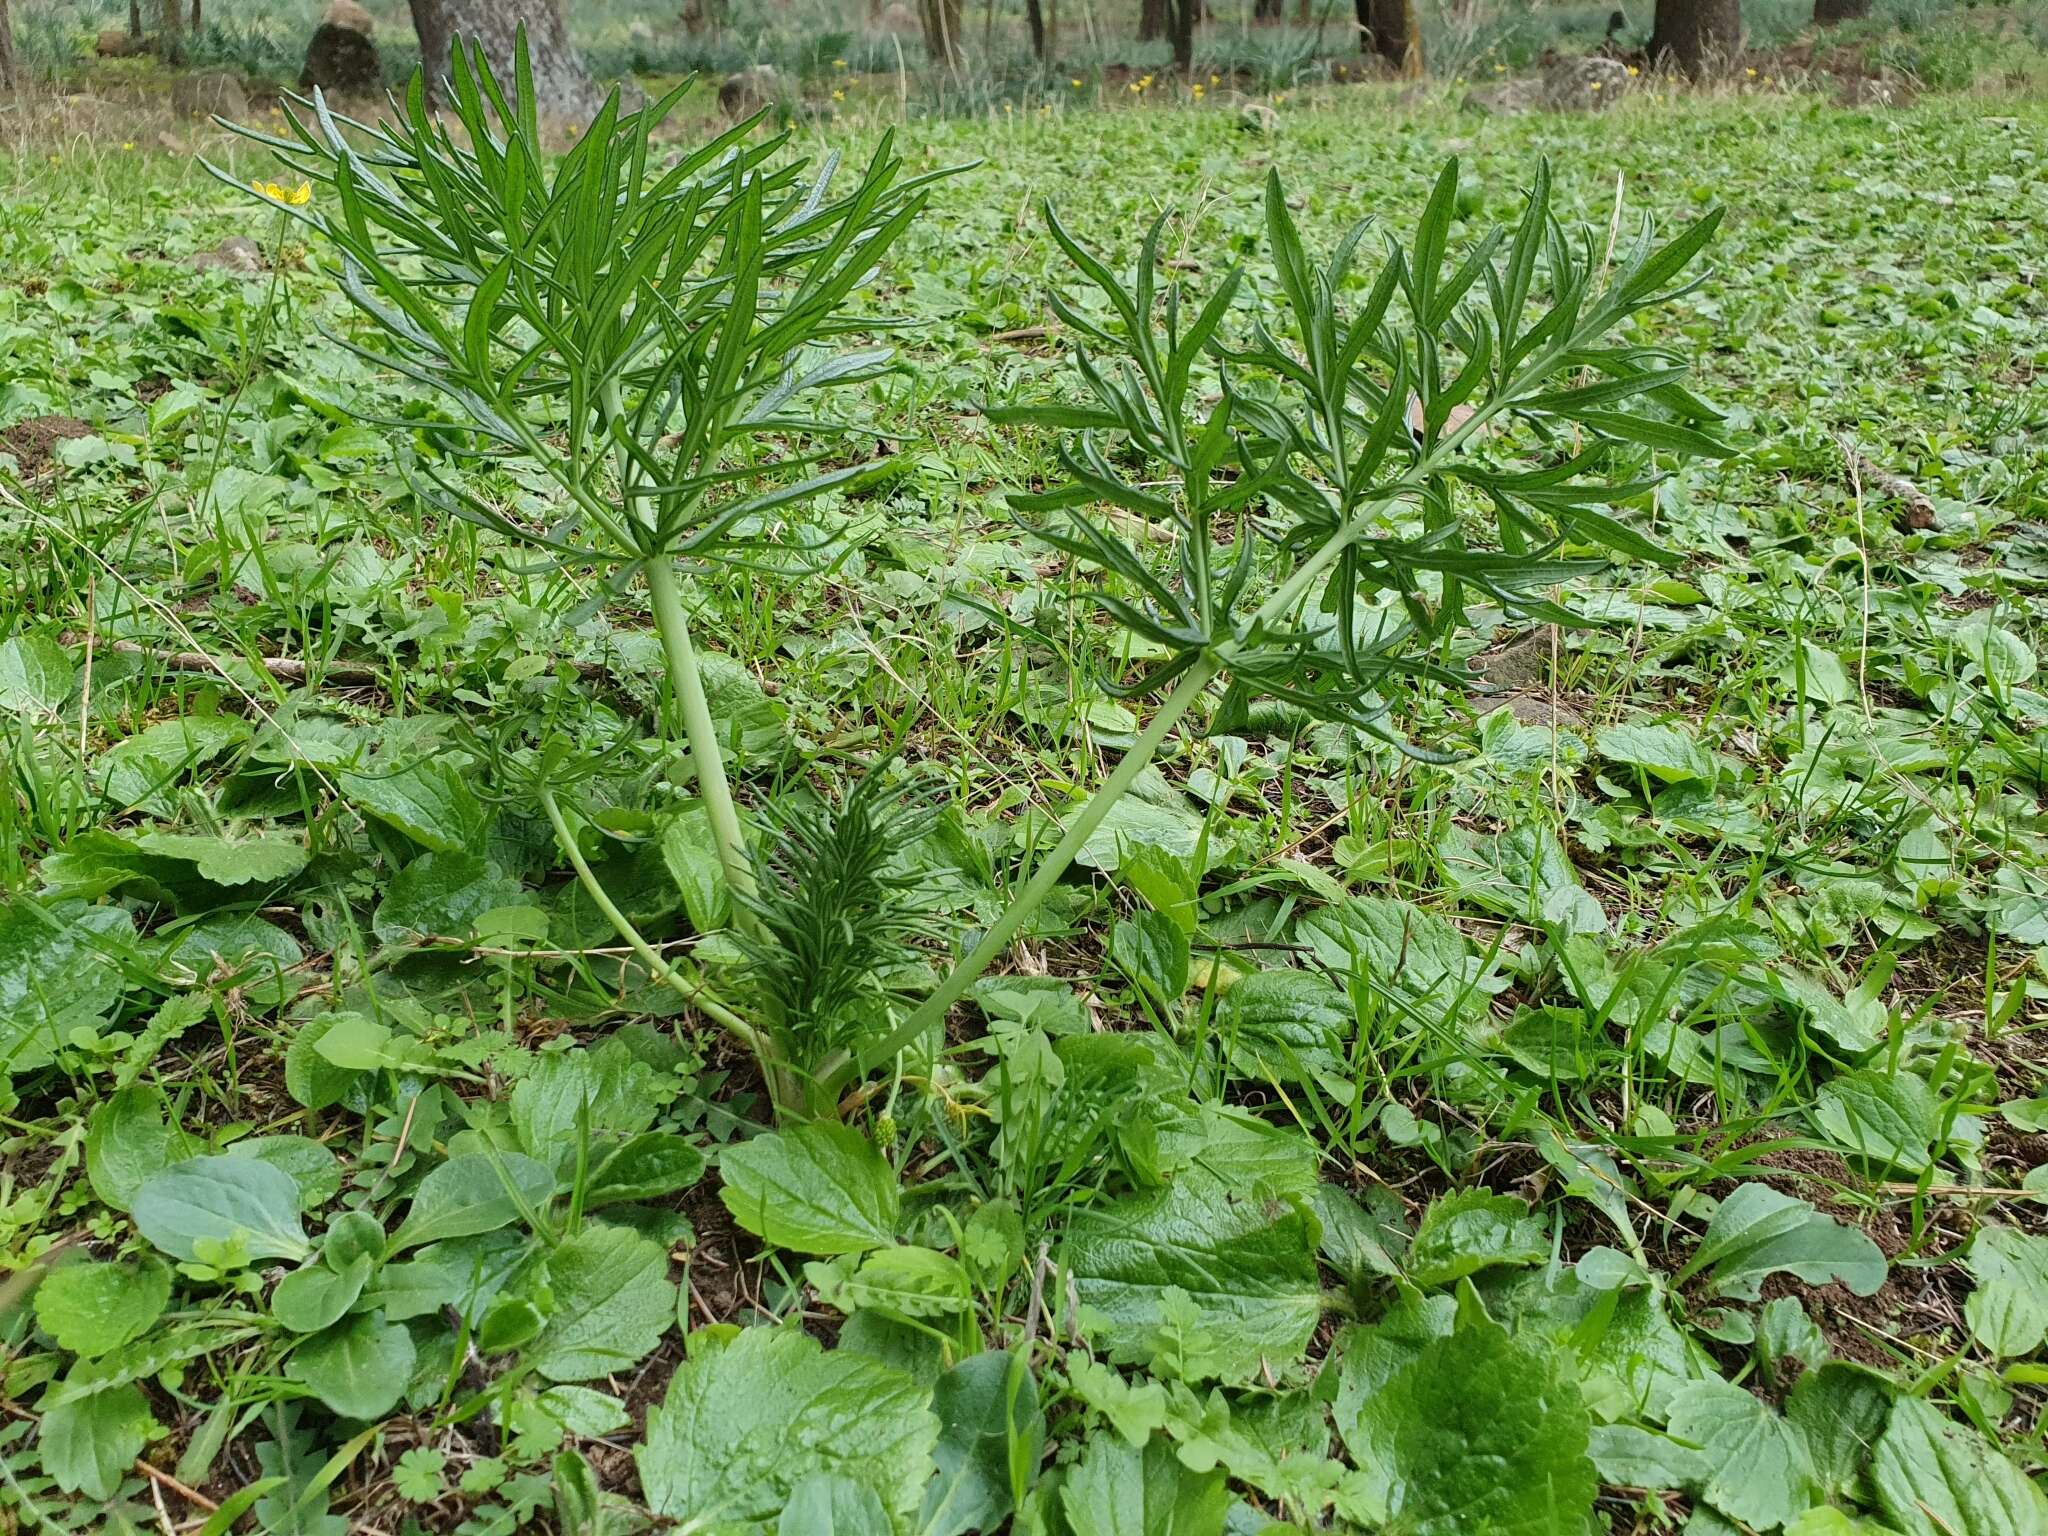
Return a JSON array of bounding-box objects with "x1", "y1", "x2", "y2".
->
[
  {"x1": 1540, "y1": 55, "x2": 1631, "y2": 111},
  {"x1": 300, "y1": 0, "x2": 381, "y2": 95},
  {"x1": 718, "y1": 64, "x2": 780, "y2": 120},
  {"x1": 191, "y1": 236, "x2": 266, "y2": 275},
  {"x1": 170, "y1": 70, "x2": 249, "y2": 121}
]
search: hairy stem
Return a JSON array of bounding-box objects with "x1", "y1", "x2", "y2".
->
[{"x1": 838, "y1": 656, "x2": 1221, "y2": 1085}]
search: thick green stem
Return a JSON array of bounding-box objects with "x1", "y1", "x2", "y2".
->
[
  {"x1": 538, "y1": 786, "x2": 787, "y2": 1107},
  {"x1": 643, "y1": 556, "x2": 760, "y2": 919},
  {"x1": 841, "y1": 657, "x2": 1221, "y2": 1082}
]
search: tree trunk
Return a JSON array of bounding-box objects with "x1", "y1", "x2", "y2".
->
[
  {"x1": 157, "y1": 0, "x2": 183, "y2": 60},
  {"x1": 1650, "y1": 0, "x2": 1741, "y2": 74},
  {"x1": 189, "y1": 0, "x2": 200, "y2": 31},
  {"x1": 129, "y1": 0, "x2": 142, "y2": 38},
  {"x1": 0, "y1": 0, "x2": 14, "y2": 90},
  {"x1": 1139, "y1": 0, "x2": 1167, "y2": 41},
  {"x1": 1169, "y1": 0, "x2": 1195, "y2": 71},
  {"x1": 917, "y1": 0, "x2": 964, "y2": 64},
  {"x1": 1812, "y1": 0, "x2": 1865, "y2": 22},
  {"x1": 1358, "y1": 0, "x2": 1421, "y2": 76},
  {"x1": 407, "y1": 0, "x2": 607, "y2": 117},
  {"x1": 1025, "y1": 0, "x2": 1046, "y2": 57}
]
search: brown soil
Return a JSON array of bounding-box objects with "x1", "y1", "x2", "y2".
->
[{"x1": 1, "y1": 414, "x2": 92, "y2": 477}]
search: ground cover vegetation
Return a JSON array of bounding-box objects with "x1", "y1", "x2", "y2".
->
[{"x1": 0, "y1": 18, "x2": 2045, "y2": 1536}]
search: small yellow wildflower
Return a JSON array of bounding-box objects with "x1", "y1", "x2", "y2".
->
[
  {"x1": 1625, "y1": 64, "x2": 1639, "y2": 75},
  {"x1": 833, "y1": 57, "x2": 848, "y2": 68},
  {"x1": 1191, "y1": 83, "x2": 1205, "y2": 98},
  {"x1": 1744, "y1": 66, "x2": 1756, "y2": 76},
  {"x1": 1140, "y1": 73, "x2": 1153, "y2": 86},
  {"x1": 121, "y1": 141, "x2": 135, "y2": 151},
  {"x1": 250, "y1": 178, "x2": 312, "y2": 207},
  {"x1": 1128, "y1": 80, "x2": 1143, "y2": 93},
  {"x1": 1588, "y1": 80, "x2": 1602, "y2": 90},
  {"x1": 1493, "y1": 62, "x2": 1506, "y2": 72},
  {"x1": 1071, "y1": 76, "x2": 1084, "y2": 87},
  {"x1": 1273, "y1": 91, "x2": 1287, "y2": 103},
  {"x1": 832, "y1": 87, "x2": 846, "y2": 101}
]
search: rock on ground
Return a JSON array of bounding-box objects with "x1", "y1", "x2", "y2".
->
[
  {"x1": 300, "y1": 0, "x2": 380, "y2": 95},
  {"x1": 718, "y1": 64, "x2": 780, "y2": 120}
]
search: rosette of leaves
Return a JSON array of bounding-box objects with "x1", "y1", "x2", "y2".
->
[
  {"x1": 845, "y1": 161, "x2": 1728, "y2": 1087},
  {"x1": 215, "y1": 33, "x2": 948, "y2": 1102}
]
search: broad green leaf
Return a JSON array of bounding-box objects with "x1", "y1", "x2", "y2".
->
[
  {"x1": 389, "y1": 1152, "x2": 556, "y2": 1252},
  {"x1": 527, "y1": 1223, "x2": 676, "y2": 1382},
  {"x1": 1666, "y1": 1376, "x2": 1820, "y2": 1530},
  {"x1": 339, "y1": 756, "x2": 487, "y2": 851},
  {"x1": 132, "y1": 1154, "x2": 312, "y2": 1264},
  {"x1": 1870, "y1": 1396, "x2": 2048, "y2": 1536},
  {"x1": 1406, "y1": 1189, "x2": 1547, "y2": 1288},
  {"x1": 372, "y1": 849, "x2": 523, "y2": 942},
  {"x1": 1786, "y1": 1362, "x2": 1895, "y2": 1500},
  {"x1": 1682, "y1": 1183, "x2": 1885, "y2": 1302},
  {"x1": 1296, "y1": 896, "x2": 1488, "y2": 1026},
  {"x1": 0, "y1": 633, "x2": 74, "y2": 712},
  {"x1": 1109, "y1": 911, "x2": 1190, "y2": 1008},
  {"x1": 1213, "y1": 970, "x2": 1351, "y2": 1086},
  {"x1": 1595, "y1": 720, "x2": 1712, "y2": 784},
  {"x1": 33, "y1": 1258, "x2": 171, "y2": 1358},
  {"x1": 1060, "y1": 1432, "x2": 1228, "y2": 1536},
  {"x1": 636, "y1": 1326, "x2": 939, "y2": 1531},
  {"x1": 235, "y1": 1134, "x2": 343, "y2": 1210},
  {"x1": 130, "y1": 829, "x2": 308, "y2": 886},
  {"x1": 783, "y1": 1472, "x2": 894, "y2": 1536},
  {"x1": 1345, "y1": 1316, "x2": 1595, "y2": 1536},
  {"x1": 719, "y1": 1123, "x2": 901, "y2": 1256},
  {"x1": 287, "y1": 1312, "x2": 416, "y2": 1420},
  {"x1": 1074, "y1": 796, "x2": 1205, "y2": 874},
  {"x1": 588, "y1": 1132, "x2": 707, "y2": 1206},
  {"x1": 920, "y1": 1351, "x2": 1044, "y2": 1536},
  {"x1": 1313, "y1": 1184, "x2": 1407, "y2": 1287},
  {"x1": 1962, "y1": 1225, "x2": 2048, "y2": 1359},
  {"x1": 511, "y1": 1040, "x2": 664, "y2": 1162},
  {"x1": 41, "y1": 1381, "x2": 154, "y2": 1500},
  {"x1": 811, "y1": 1245, "x2": 973, "y2": 1326},
  {"x1": 1811, "y1": 1071, "x2": 1941, "y2": 1174},
  {"x1": 0, "y1": 899, "x2": 134, "y2": 1073},
  {"x1": 85, "y1": 1084, "x2": 193, "y2": 1211},
  {"x1": 1062, "y1": 1166, "x2": 1322, "y2": 1386},
  {"x1": 272, "y1": 1256, "x2": 373, "y2": 1334},
  {"x1": 660, "y1": 799, "x2": 731, "y2": 933}
]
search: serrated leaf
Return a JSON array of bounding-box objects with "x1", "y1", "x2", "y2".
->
[
  {"x1": 1811, "y1": 1070, "x2": 1941, "y2": 1174},
  {"x1": 41, "y1": 1381, "x2": 154, "y2": 1500},
  {"x1": 1666, "y1": 1376, "x2": 1820, "y2": 1530},
  {"x1": 920, "y1": 1350, "x2": 1044, "y2": 1536},
  {"x1": 636, "y1": 1327, "x2": 939, "y2": 1530},
  {"x1": 1406, "y1": 1189, "x2": 1547, "y2": 1288},
  {"x1": 1060, "y1": 1431, "x2": 1228, "y2": 1536},
  {"x1": 339, "y1": 756, "x2": 487, "y2": 851},
  {"x1": 527, "y1": 1223, "x2": 676, "y2": 1382},
  {"x1": 33, "y1": 1258, "x2": 171, "y2": 1358},
  {"x1": 0, "y1": 633, "x2": 74, "y2": 712},
  {"x1": 1962, "y1": 1225, "x2": 2048, "y2": 1359},
  {"x1": 719, "y1": 1123, "x2": 900, "y2": 1256}
]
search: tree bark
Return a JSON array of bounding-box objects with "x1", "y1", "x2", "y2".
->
[
  {"x1": 1812, "y1": 0, "x2": 1866, "y2": 22},
  {"x1": 407, "y1": 0, "x2": 607, "y2": 117},
  {"x1": 1169, "y1": 0, "x2": 1195, "y2": 72},
  {"x1": 0, "y1": 0, "x2": 14, "y2": 90},
  {"x1": 917, "y1": 0, "x2": 964, "y2": 65},
  {"x1": 1025, "y1": 0, "x2": 1046, "y2": 57},
  {"x1": 1357, "y1": 0, "x2": 1422, "y2": 76},
  {"x1": 1650, "y1": 0, "x2": 1741, "y2": 74},
  {"x1": 157, "y1": 0, "x2": 183, "y2": 60},
  {"x1": 1139, "y1": 0, "x2": 1167, "y2": 41}
]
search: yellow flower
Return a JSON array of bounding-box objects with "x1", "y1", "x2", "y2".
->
[
  {"x1": 1208, "y1": 72, "x2": 1219, "y2": 84},
  {"x1": 251, "y1": 178, "x2": 312, "y2": 207},
  {"x1": 1003, "y1": 100, "x2": 1013, "y2": 111},
  {"x1": 1140, "y1": 73, "x2": 1153, "y2": 86},
  {"x1": 1191, "y1": 83, "x2": 1204, "y2": 98},
  {"x1": 1588, "y1": 80, "x2": 1601, "y2": 90},
  {"x1": 1493, "y1": 61, "x2": 1505, "y2": 72},
  {"x1": 1273, "y1": 91, "x2": 1286, "y2": 103},
  {"x1": 832, "y1": 88, "x2": 845, "y2": 101},
  {"x1": 1744, "y1": 66, "x2": 1756, "y2": 76},
  {"x1": 1071, "y1": 76, "x2": 1083, "y2": 87},
  {"x1": 1128, "y1": 80, "x2": 1142, "y2": 93},
  {"x1": 833, "y1": 57, "x2": 848, "y2": 68},
  {"x1": 121, "y1": 141, "x2": 134, "y2": 151},
  {"x1": 1625, "y1": 64, "x2": 1639, "y2": 75}
]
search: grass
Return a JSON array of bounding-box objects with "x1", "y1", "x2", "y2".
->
[{"x1": 0, "y1": 65, "x2": 2045, "y2": 1536}]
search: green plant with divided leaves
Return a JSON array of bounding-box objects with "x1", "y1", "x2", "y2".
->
[
  {"x1": 846, "y1": 159, "x2": 1730, "y2": 1089},
  {"x1": 216, "y1": 31, "x2": 945, "y2": 1112}
]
